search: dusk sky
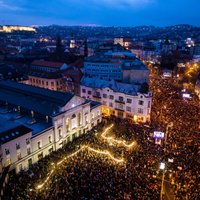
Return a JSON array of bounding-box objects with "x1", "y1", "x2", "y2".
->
[{"x1": 0, "y1": 0, "x2": 200, "y2": 26}]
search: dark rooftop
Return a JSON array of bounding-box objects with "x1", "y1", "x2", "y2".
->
[
  {"x1": 0, "y1": 125, "x2": 32, "y2": 145},
  {"x1": 0, "y1": 80, "x2": 74, "y2": 116},
  {"x1": 31, "y1": 60, "x2": 65, "y2": 68}
]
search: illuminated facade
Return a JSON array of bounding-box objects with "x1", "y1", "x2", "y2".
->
[
  {"x1": 0, "y1": 80, "x2": 102, "y2": 173},
  {"x1": 0, "y1": 26, "x2": 36, "y2": 33},
  {"x1": 81, "y1": 77, "x2": 152, "y2": 123},
  {"x1": 27, "y1": 60, "x2": 69, "y2": 92}
]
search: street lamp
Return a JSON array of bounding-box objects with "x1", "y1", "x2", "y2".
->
[{"x1": 160, "y1": 162, "x2": 166, "y2": 200}]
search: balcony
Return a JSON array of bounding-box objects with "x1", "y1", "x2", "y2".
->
[
  {"x1": 115, "y1": 107, "x2": 125, "y2": 111},
  {"x1": 92, "y1": 94, "x2": 101, "y2": 99},
  {"x1": 115, "y1": 100, "x2": 125, "y2": 104}
]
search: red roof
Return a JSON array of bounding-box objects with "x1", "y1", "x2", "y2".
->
[{"x1": 31, "y1": 60, "x2": 65, "y2": 68}]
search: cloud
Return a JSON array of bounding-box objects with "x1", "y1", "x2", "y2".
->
[{"x1": 0, "y1": 0, "x2": 24, "y2": 11}]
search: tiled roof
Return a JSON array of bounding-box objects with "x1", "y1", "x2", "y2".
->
[{"x1": 32, "y1": 60, "x2": 65, "y2": 68}]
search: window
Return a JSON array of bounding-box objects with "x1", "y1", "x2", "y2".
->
[
  {"x1": 119, "y1": 96, "x2": 124, "y2": 102},
  {"x1": 126, "y1": 106, "x2": 131, "y2": 112},
  {"x1": 46, "y1": 81, "x2": 48, "y2": 86},
  {"x1": 138, "y1": 100, "x2": 144, "y2": 106},
  {"x1": 6, "y1": 158, "x2": 11, "y2": 166},
  {"x1": 148, "y1": 101, "x2": 151, "y2": 108},
  {"x1": 49, "y1": 147, "x2": 53, "y2": 154},
  {"x1": 27, "y1": 147, "x2": 31, "y2": 155},
  {"x1": 5, "y1": 149, "x2": 10, "y2": 155},
  {"x1": 38, "y1": 141, "x2": 41, "y2": 149},
  {"x1": 58, "y1": 129, "x2": 62, "y2": 139},
  {"x1": 103, "y1": 94, "x2": 107, "y2": 98},
  {"x1": 138, "y1": 108, "x2": 143, "y2": 114},
  {"x1": 66, "y1": 118, "x2": 69, "y2": 132},
  {"x1": 51, "y1": 82, "x2": 54, "y2": 86},
  {"x1": 18, "y1": 164, "x2": 23, "y2": 171},
  {"x1": 88, "y1": 91, "x2": 91, "y2": 95},
  {"x1": 102, "y1": 101, "x2": 107, "y2": 106},
  {"x1": 38, "y1": 152, "x2": 43, "y2": 160},
  {"x1": 49, "y1": 135, "x2": 52, "y2": 143},
  {"x1": 16, "y1": 143, "x2": 20, "y2": 150},
  {"x1": 82, "y1": 88, "x2": 86, "y2": 93},
  {"x1": 109, "y1": 102, "x2": 113, "y2": 107},
  {"x1": 127, "y1": 98, "x2": 132, "y2": 103},
  {"x1": 17, "y1": 152, "x2": 21, "y2": 160},
  {"x1": 28, "y1": 158, "x2": 32, "y2": 167},
  {"x1": 96, "y1": 92, "x2": 100, "y2": 97},
  {"x1": 126, "y1": 114, "x2": 132, "y2": 119},
  {"x1": 26, "y1": 138, "x2": 30, "y2": 145},
  {"x1": 118, "y1": 104, "x2": 124, "y2": 110},
  {"x1": 109, "y1": 95, "x2": 114, "y2": 100}
]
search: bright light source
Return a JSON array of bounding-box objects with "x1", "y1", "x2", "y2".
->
[
  {"x1": 160, "y1": 162, "x2": 165, "y2": 170},
  {"x1": 153, "y1": 131, "x2": 165, "y2": 138},
  {"x1": 72, "y1": 104, "x2": 75, "y2": 108}
]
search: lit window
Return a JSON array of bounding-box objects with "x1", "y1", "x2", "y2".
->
[
  {"x1": 27, "y1": 147, "x2": 31, "y2": 155},
  {"x1": 49, "y1": 135, "x2": 52, "y2": 143},
  {"x1": 38, "y1": 141, "x2": 42, "y2": 149}
]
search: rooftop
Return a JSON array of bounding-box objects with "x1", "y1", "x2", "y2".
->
[
  {"x1": 31, "y1": 60, "x2": 66, "y2": 68},
  {"x1": 0, "y1": 80, "x2": 74, "y2": 116},
  {"x1": 0, "y1": 125, "x2": 32, "y2": 145},
  {"x1": 0, "y1": 109, "x2": 53, "y2": 136},
  {"x1": 81, "y1": 77, "x2": 142, "y2": 96}
]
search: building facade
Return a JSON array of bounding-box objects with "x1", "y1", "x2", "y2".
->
[
  {"x1": 27, "y1": 60, "x2": 69, "y2": 92},
  {"x1": 83, "y1": 51, "x2": 149, "y2": 84},
  {"x1": 0, "y1": 80, "x2": 102, "y2": 173},
  {"x1": 81, "y1": 77, "x2": 152, "y2": 123}
]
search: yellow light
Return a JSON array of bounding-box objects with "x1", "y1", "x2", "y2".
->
[
  {"x1": 101, "y1": 124, "x2": 135, "y2": 148},
  {"x1": 86, "y1": 146, "x2": 124, "y2": 163},
  {"x1": 36, "y1": 145, "x2": 124, "y2": 190}
]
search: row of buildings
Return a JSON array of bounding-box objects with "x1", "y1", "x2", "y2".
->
[
  {"x1": 0, "y1": 80, "x2": 102, "y2": 173},
  {"x1": 0, "y1": 49, "x2": 152, "y2": 174},
  {"x1": 26, "y1": 51, "x2": 152, "y2": 123}
]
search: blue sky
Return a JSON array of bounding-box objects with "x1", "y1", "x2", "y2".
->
[{"x1": 0, "y1": 0, "x2": 200, "y2": 26}]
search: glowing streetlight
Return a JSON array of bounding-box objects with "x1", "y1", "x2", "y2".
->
[
  {"x1": 160, "y1": 162, "x2": 165, "y2": 170},
  {"x1": 160, "y1": 162, "x2": 166, "y2": 200}
]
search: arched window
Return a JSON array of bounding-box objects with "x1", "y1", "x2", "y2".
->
[
  {"x1": 66, "y1": 118, "x2": 69, "y2": 132},
  {"x1": 78, "y1": 113, "x2": 81, "y2": 126},
  {"x1": 71, "y1": 114, "x2": 76, "y2": 119}
]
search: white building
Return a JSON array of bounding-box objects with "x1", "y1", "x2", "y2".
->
[
  {"x1": 81, "y1": 77, "x2": 152, "y2": 123},
  {"x1": 0, "y1": 80, "x2": 102, "y2": 173},
  {"x1": 84, "y1": 51, "x2": 149, "y2": 84}
]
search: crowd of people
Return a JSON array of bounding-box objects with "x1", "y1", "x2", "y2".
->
[
  {"x1": 6, "y1": 118, "x2": 165, "y2": 200},
  {"x1": 150, "y1": 74, "x2": 200, "y2": 200},
  {"x1": 4, "y1": 73, "x2": 200, "y2": 200}
]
